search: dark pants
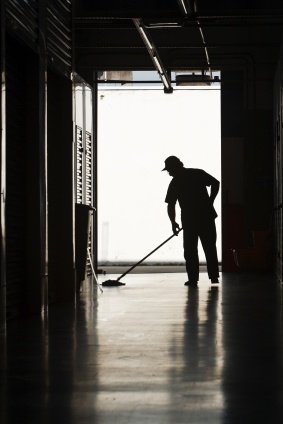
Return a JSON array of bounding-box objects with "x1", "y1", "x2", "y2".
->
[{"x1": 183, "y1": 218, "x2": 219, "y2": 281}]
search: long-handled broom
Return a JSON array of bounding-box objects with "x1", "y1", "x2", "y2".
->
[{"x1": 102, "y1": 228, "x2": 182, "y2": 287}]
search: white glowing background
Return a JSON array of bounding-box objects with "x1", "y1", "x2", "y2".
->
[{"x1": 98, "y1": 87, "x2": 221, "y2": 264}]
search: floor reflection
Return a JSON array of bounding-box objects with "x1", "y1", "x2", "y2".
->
[
  {"x1": 1, "y1": 278, "x2": 100, "y2": 424},
  {"x1": 178, "y1": 285, "x2": 223, "y2": 421},
  {"x1": 221, "y1": 273, "x2": 283, "y2": 424},
  {"x1": 0, "y1": 273, "x2": 283, "y2": 423}
]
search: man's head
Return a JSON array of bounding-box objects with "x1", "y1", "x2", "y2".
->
[{"x1": 162, "y1": 156, "x2": 184, "y2": 176}]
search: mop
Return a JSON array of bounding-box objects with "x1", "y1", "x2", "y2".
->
[
  {"x1": 87, "y1": 248, "x2": 103, "y2": 293},
  {"x1": 102, "y1": 228, "x2": 183, "y2": 287}
]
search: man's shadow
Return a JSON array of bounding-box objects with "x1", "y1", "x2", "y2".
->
[{"x1": 183, "y1": 286, "x2": 220, "y2": 373}]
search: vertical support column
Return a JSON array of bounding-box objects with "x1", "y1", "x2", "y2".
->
[
  {"x1": 274, "y1": 47, "x2": 283, "y2": 283},
  {"x1": 24, "y1": 0, "x2": 48, "y2": 315},
  {"x1": 92, "y1": 72, "x2": 98, "y2": 272},
  {"x1": 38, "y1": 1, "x2": 48, "y2": 313},
  {"x1": 0, "y1": 0, "x2": 6, "y2": 330},
  {"x1": 25, "y1": 53, "x2": 46, "y2": 315},
  {"x1": 47, "y1": 69, "x2": 75, "y2": 303}
]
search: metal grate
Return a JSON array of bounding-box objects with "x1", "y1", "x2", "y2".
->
[
  {"x1": 85, "y1": 131, "x2": 93, "y2": 275},
  {"x1": 76, "y1": 126, "x2": 93, "y2": 276},
  {"x1": 85, "y1": 131, "x2": 93, "y2": 207},
  {"x1": 76, "y1": 126, "x2": 83, "y2": 204}
]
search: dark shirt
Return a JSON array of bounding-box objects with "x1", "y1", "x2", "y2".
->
[{"x1": 165, "y1": 168, "x2": 218, "y2": 224}]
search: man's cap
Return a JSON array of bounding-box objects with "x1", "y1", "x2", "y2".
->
[{"x1": 162, "y1": 156, "x2": 182, "y2": 171}]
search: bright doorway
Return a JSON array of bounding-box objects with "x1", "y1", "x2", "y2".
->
[{"x1": 97, "y1": 73, "x2": 221, "y2": 265}]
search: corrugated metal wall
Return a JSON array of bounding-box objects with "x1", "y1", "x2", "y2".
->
[
  {"x1": 6, "y1": 0, "x2": 38, "y2": 49},
  {"x1": 46, "y1": 0, "x2": 72, "y2": 76},
  {"x1": 6, "y1": 0, "x2": 72, "y2": 74}
]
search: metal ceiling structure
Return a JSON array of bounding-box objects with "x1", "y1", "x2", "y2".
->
[{"x1": 75, "y1": 0, "x2": 283, "y2": 89}]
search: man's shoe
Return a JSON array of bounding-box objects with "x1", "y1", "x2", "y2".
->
[
  {"x1": 184, "y1": 280, "x2": 198, "y2": 287},
  {"x1": 211, "y1": 279, "x2": 219, "y2": 284}
]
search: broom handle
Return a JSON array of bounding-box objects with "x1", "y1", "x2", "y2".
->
[{"x1": 117, "y1": 228, "x2": 183, "y2": 281}]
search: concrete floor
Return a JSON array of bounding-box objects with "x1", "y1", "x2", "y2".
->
[{"x1": 1, "y1": 271, "x2": 283, "y2": 423}]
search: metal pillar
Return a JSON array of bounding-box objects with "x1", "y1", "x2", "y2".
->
[
  {"x1": 37, "y1": 0, "x2": 48, "y2": 314},
  {"x1": 0, "y1": 0, "x2": 6, "y2": 330}
]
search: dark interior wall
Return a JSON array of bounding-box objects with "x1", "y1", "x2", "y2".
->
[
  {"x1": 1, "y1": 2, "x2": 75, "y2": 322},
  {"x1": 244, "y1": 75, "x2": 274, "y2": 233},
  {"x1": 5, "y1": 34, "x2": 45, "y2": 319},
  {"x1": 221, "y1": 71, "x2": 245, "y2": 271},
  {"x1": 47, "y1": 68, "x2": 75, "y2": 302},
  {"x1": 221, "y1": 66, "x2": 275, "y2": 271},
  {"x1": 5, "y1": 35, "x2": 29, "y2": 319}
]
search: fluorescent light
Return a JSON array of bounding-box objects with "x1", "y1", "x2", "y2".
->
[
  {"x1": 160, "y1": 74, "x2": 170, "y2": 90},
  {"x1": 152, "y1": 56, "x2": 164, "y2": 75},
  {"x1": 148, "y1": 22, "x2": 181, "y2": 28},
  {"x1": 133, "y1": 18, "x2": 172, "y2": 92},
  {"x1": 152, "y1": 57, "x2": 171, "y2": 90},
  {"x1": 179, "y1": 0, "x2": 188, "y2": 15},
  {"x1": 138, "y1": 27, "x2": 153, "y2": 50}
]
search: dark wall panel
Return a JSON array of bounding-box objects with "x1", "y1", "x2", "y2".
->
[
  {"x1": 221, "y1": 71, "x2": 245, "y2": 271},
  {"x1": 5, "y1": 35, "x2": 28, "y2": 319},
  {"x1": 221, "y1": 71, "x2": 244, "y2": 138},
  {"x1": 47, "y1": 68, "x2": 75, "y2": 302},
  {"x1": 5, "y1": 33, "x2": 45, "y2": 320}
]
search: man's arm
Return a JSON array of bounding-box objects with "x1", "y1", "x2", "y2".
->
[
  {"x1": 210, "y1": 178, "x2": 220, "y2": 204},
  {"x1": 167, "y1": 203, "x2": 180, "y2": 235}
]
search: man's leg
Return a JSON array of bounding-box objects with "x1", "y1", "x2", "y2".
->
[
  {"x1": 183, "y1": 226, "x2": 199, "y2": 282},
  {"x1": 199, "y1": 219, "x2": 219, "y2": 281}
]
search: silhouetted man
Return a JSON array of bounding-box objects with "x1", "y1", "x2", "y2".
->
[{"x1": 163, "y1": 156, "x2": 220, "y2": 286}]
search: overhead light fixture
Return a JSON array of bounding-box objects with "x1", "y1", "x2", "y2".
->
[
  {"x1": 137, "y1": 26, "x2": 153, "y2": 51},
  {"x1": 152, "y1": 56, "x2": 164, "y2": 75},
  {"x1": 133, "y1": 18, "x2": 173, "y2": 93},
  {"x1": 153, "y1": 57, "x2": 173, "y2": 92},
  {"x1": 177, "y1": 0, "x2": 196, "y2": 17},
  {"x1": 161, "y1": 74, "x2": 170, "y2": 89},
  {"x1": 144, "y1": 22, "x2": 182, "y2": 28},
  {"x1": 177, "y1": 0, "x2": 188, "y2": 15},
  {"x1": 176, "y1": 72, "x2": 211, "y2": 86}
]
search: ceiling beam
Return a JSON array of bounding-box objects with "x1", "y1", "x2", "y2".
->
[{"x1": 176, "y1": 0, "x2": 212, "y2": 77}]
